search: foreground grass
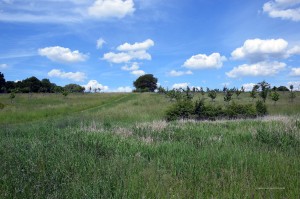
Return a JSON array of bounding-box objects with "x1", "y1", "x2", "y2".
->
[{"x1": 0, "y1": 93, "x2": 299, "y2": 198}]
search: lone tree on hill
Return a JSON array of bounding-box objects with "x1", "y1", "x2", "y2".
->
[
  {"x1": 133, "y1": 74, "x2": 157, "y2": 92},
  {"x1": 257, "y1": 81, "x2": 270, "y2": 103}
]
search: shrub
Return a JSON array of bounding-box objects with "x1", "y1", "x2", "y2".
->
[
  {"x1": 0, "y1": 102, "x2": 4, "y2": 110},
  {"x1": 225, "y1": 102, "x2": 256, "y2": 119},
  {"x1": 256, "y1": 100, "x2": 268, "y2": 116},
  {"x1": 165, "y1": 99, "x2": 194, "y2": 121}
]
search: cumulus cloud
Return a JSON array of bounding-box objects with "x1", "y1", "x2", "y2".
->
[
  {"x1": 287, "y1": 81, "x2": 300, "y2": 90},
  {"x1": 287, "y1": 45, "x2": 300, "y2": 55},
  {"x1": 0, "y1": 0, "x2": 135, "y2": 23},
  {"x1": 290, "y1": 67, "x2": 300, "y2": 76},
  {"x1": 131, "y1": 70, "x2": 145, "y2": 76},
  {"x1": 103, "y1": 52, "x2": 132, "y2": 63},
  {"x1": 242, "y1": 83, "x2": 256, "y2": 91},
  {"x1": 88, "y1": 0, "x2": 135, "y2": 19},
  {"x1": 39, "y1": 46, "x2": 88, "y2": 63},
  {"x1": 116, "y1": 86, "x2": 132, "y2": 92},
  {"x1": 96, "y1": 38, "x2": 106, "y2": 49},
  {"x1": 121, "y1": 62, "x2": 140, "y2": 71},
  {"x1": 0, "y1": 64, "x2": 8, "y2": 69},
  {"x1": 172, "y1": 83, "x2": 189, "y2": 89},
  {"x1": 168, "y1": 70, "x2": 193, "y2": 77},
  {"x1": 103, "y1": 39, "x2": 154, "y2": 63},
  {"x1": 82, "y1": 80, "x2": 109, "y2": 92},
  {"x1": 226, "y1": 61, "x2": 286, "y2": 78},
  {"x1": 183, "y1": 53, "x2": 226, "y2": 69},
  {"x1": 263, "y1": 0, "x2": 300, "y2": 21},
  {"x1": 231, "y1": 38, "x2": 288, "y2": 62},
  {"x1": 117, "y1": 39, "x2": 154, "y2": 51},
  {"x1": 48, "y1": 69, "x2": 87, "y2": 82}
]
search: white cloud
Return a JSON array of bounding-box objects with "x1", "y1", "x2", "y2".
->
[
  {"x1": 96, "y1": 38, "x2": 106, "y2": 49},
  {"x1": 103, "y1": 52, "x2": 132, "y2": 63},
  {"x1": 287, "y1": 81, "x2": 300, "y2": 91},
  {"x1": 88, "y1": 0, "x2": 135, "y2": 19},
  {"x1": 172, "y1": 83, "x2": 189, "y2": 89},
  {"x1": 183, "y1": 53, "x2": 226, "y2": 69},
  {"x1": 131, "y1": 70, "x2": 145, "y2": 76},
  {"x1": 0, "y1": 64, "x2": 8, "y2": 69},
  {"x1": 116, "y1": 86, "x2": 132, "y2": 92},
  {"x1": 39, "y1": 46, "x2": 88, "y2": 63},
  {"x1": 168, "y1": 70, "x2": 193, "y2": 77},
  {"x1": 117, "y1": 39, "x2": 154, "y2": 51},
  {"x1": 242, "y1": 83, "x2": 256, "y2": 91},
  {"x1": 121, "y1": 62, "x2": 140, "y2": 71},
  {"x1": 82, "y1": 80, "x2": 109, "y2": 92},
  {"x1": 103, "y1": 39, "x2": 154, "y2": 64},
  {"x1": 287, "y1": 45, "x2": 300, "y2": 55},
  {"x1": 231, "y1": 38, "x2": 288, "y2": 61},
  {"x1": 226, "y1": 61, "x2": 286, "y2": 78},
  {"x1": 48, "y1": 69, "x2": 87, "y2": 82},
  {"x1": 263, "y1": 0, "x2": 300, "y2": 21},
  {"x1": 103, "y1": 49, "x2": 151, "y2": 63},
  {"x1": 290, "y1": 67, "x2": 300, "y2": 76}
]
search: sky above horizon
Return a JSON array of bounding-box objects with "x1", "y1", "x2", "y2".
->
[{"x1": 1, "y1": 0, "x2": 300, "y2": 92}]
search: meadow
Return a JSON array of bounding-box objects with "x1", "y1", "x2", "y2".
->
[{"x1": 0, "y1": 92, "x2": 299, "y2": 198}]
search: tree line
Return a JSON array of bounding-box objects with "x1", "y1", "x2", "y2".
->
[{"x1": 0, "y1": 72, "x2": 85, "y2": 93}]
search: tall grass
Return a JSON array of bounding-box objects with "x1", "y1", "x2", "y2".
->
[{"x1": 0, "y1": 93, "x2": 299, "y2": 198}]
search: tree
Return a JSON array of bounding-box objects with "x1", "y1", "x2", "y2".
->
[
  {"x1": 277, "y1": 86, "x2": 289, "y2": 92},
  {"x1": 224, "y1": 90, "x2": 233, "y2": 104},
  {"x1": 270, "y1": 91, "x2": 280, "y2": 105},
  {"x1": 249, "y1": 89, "x2": 257, "y2": 101},
  {"x1": 22, "y1": 76, "x2": 42, "y2": 93},
  {"x1": 0, "y1": 72, "x2": 6, "y2": 93},
  {"x1": 133, "y1": 74, "x2": 157, "y2": 92},
  {"x1": 200, "y1": 87, "x2": 205, "y2": 98},
  {"x1": 9, "y1": 92, "x2": 15, "y2": 103},
  {"x1": 235, "y1": 89, "x2": 242, "y2": 99},
  {"x1": 257, "y1": 81, "x2": 270, "y2": 103},
  {"x1": 208, "y1": 90, "x2": 217, "y2": 102},
  {"x1": 64, "y1": 84, "x2": 85, "y2": 93},
  {"x1": 289, "y1": 85, "x2": 296, "y2": 103}
]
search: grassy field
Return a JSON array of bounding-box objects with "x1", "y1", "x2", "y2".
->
[{"x1": 0, "y1": 92, "x2": 299, "y2": 198}]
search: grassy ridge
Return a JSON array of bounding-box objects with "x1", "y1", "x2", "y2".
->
[{"x1": 0, "y1": 93, "x2": 299, "y2": 198}]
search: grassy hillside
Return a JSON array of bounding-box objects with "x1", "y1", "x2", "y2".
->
[{"x1": 0, "y1": 92, "x2": 299, "y2": 198}]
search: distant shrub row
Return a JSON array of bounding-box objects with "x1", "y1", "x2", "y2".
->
[{"x1": 165, "y1": 99, "x2": 267, "y2": 121}]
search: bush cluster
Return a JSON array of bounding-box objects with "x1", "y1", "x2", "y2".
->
[
  {"x1": 0, "y1": 102, "x2": 4, "y2": 110},
  {"x1": 165, "y1": 99, "x2": 267, "y2": 121}
]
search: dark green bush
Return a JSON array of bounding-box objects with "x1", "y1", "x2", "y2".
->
[
  {"x1": 165, "y1": 99, "x2": 194, "y2": 121},
  {"x1": 0, "y1": 102, "x2": 4, "y2": 110},
  {"x1": 225, "y1": 102, "x2": 256, "y2": 119},
  {"x1": 256, "y1": 100, "x2": 268, "y2": 116},
  {"x1": 165, "y1": 99, "x2": 267, "y2": 121}
]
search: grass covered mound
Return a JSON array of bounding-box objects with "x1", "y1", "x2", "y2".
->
[
  {"x1": 0, "y1": 93, "x2": 299, "y2": 198},
  {"x1": 165, "y1": 99, "x2": 267, "y2": 121}
]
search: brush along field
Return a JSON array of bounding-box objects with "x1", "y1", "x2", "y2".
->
[{"x1": 0, "y1": 92, "x2": 299, "y2": 198}]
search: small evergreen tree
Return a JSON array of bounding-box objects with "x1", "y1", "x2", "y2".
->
[
  {"x1": 235, "y1": 89, "x2": 242, "y2": 99},
  {"x1": 257, "y1": 81, "x2": 270, "y2": 103},
  {"x1": 224, "y1": 90, "x2": 233, "y2": 104},
  {"x1": 289, "y1": 85, "x2": 296, "y2": 103},
  {"x1": 9, "y1": 92, "x2": 15, "y2": 103},
  {"x1": 270, "y1": 91, "x2": 280, "y2": 105},
  {"x1": 208, "y1": 90, "x2": 217, "y2": 102}
]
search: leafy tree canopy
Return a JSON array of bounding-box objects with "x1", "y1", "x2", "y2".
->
[
  {"x1": 64, "y1": 84, "x2": 85, "y2": 93},
  {"x1": 133, "y1": 74, "x2": 158, "y2": 92}
]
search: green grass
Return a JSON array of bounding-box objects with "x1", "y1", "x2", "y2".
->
[{"x1": 0, "y1": 92, "x2": 299, "y2": 198}]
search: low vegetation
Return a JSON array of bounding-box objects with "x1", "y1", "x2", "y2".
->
[{"x1": 0, "y1": 84, "x2": 299, "y2": 198}]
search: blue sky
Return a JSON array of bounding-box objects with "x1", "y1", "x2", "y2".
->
[{"x1": 0, "y1": 0, "x2": 300, "y2": 92}]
